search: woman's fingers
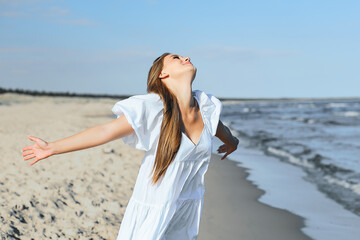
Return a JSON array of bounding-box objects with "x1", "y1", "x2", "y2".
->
[
  {"x1": 28, "y1": 136, "x2": 41, "y2": 144},
  {"x1": 29, "y1": 136, "x2": 48, "y2": 149},
  {"x1": 22, "y1": 145, "x2": 34, "y2": 152},
  {"x1": 217, "y1": 142, "x2": 238, "y2": 160},
  {"x1": 30, "y1": 159, "x2": 39, "y2": 166},
  {"x1": 27, "y1": 136, "x2": 36, "y2": 141},
  {"x1": 217, "y1": 144, "x2": 228, "y2": 152},
  {"x1": 24, "y1": 154, "x2": 36, "y2": 161},
  {"x1": 22, "y1": 150, "x2": 33, "y2": 157},
  {"x1": 217, "y1": 144, "x2": 226, "y2": 150},
  {"x1": 218, "y1": 144, "x2": 227, "y2": 150},
  {"x1": 22, "y1": 136, "x2": 38, "y2": 153},
  {"x1": 21, "y1": 135, "x2": 52, "y2": 166},
  {"x1": 221, "y1": 152, "x2": 229, "y2": 160},
  {"x1": 27, "y1": 136, "x2": 42, "y2": 145}
]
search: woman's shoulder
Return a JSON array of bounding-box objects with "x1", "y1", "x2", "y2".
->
[
  {"x1": 127, "y1": 92, "x2": 164, "y2": 111},
  {"x1": 128, "y1": 92, "x2": 161, "y2": 101},
  {"x1": 193, "y1": 89, "x2": 217, "y2": 98},
  {"x1": 193, "y1": 89, "x2": 223, "y2": 137},
  {"x1": 112, "y1": 92, "x2": 163, "y2": 117},
  {"x1": 193, "y1": 89, "x2": 221, "y2": 106}
]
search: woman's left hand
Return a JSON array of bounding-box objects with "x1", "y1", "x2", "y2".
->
[{"x1": 217, "y1": 137, "x2": 239, "y2": 160}]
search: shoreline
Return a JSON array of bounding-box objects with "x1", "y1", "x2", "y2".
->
[{"x1": 199, "y1": 153, "x2": 312, "y2": 240}]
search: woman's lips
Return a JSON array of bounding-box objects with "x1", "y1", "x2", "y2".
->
[{"x1": 184, "y1": 62, "x2": 192, "y2": 65}]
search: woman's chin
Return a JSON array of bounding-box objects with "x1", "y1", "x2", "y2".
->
[{"x1": 186, "y1": 65, "x2": 196, "y2": 73}]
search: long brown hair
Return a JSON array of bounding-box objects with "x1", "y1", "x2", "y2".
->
[{"x1": 147, "y1": 52, "x2": 182, "y2": 185}]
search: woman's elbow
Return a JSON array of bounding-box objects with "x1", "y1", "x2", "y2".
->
[{"x1": 103, "y1": 115, "x2": 135, "y2": 142}]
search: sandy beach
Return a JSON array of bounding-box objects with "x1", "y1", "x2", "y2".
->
[{"x1": 1, "y1": 93, "x2": 311, "y2": 239}]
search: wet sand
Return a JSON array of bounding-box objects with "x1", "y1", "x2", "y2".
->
[{"x1": 199, "y1": 154, "x2": 312, "y2": 240}]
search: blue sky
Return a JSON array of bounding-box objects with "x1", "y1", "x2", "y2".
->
[{"x1": 1, "y1": 0, "x2": 359, "y2": 98}]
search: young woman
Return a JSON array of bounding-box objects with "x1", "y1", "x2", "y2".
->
[{"x1": 21, "y1": 52, "x2": 239, "y2": 239}]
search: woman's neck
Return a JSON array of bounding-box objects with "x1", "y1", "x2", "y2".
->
[{"x1": 172, "y1": 85, "x2": 196, "y2": 113}]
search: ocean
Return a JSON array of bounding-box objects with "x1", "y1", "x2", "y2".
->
[{"x1": 212, "y1": 98, "x2": 360, "y2": 240}]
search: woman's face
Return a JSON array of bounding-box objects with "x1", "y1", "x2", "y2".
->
[{"x1": 160, "y1": 54, "x2": 197, "y2": 80}]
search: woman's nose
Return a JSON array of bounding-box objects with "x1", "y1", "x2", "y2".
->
[{"x1": 184, "y1": 57, "x2": 190, "y2": 62}]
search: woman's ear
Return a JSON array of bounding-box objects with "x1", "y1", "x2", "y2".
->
[{"x1": 159, "y1": 72, "x2": 169, "y2": 79}]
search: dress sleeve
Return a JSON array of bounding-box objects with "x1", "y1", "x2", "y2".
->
[
  {"x1": 111, "y1": 96, "x2": 153, "y2": 151},
  {"x1": 206, "y1": 93, "x2": 223, "y2": 137}
]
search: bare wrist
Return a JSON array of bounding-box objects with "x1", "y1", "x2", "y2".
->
[
  {"x1": 232, "y1": 136, "x2": 239, "y2": 148},
  {"x1": 48, "y1": 142, "x2": 57, "y2": 155}
]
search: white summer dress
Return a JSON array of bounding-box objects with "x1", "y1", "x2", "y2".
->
[{"x1": 111, "y1": 89, "x2": 223, "y2": 240}]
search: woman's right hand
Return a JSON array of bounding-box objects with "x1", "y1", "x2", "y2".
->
[{"x1": 22, "y1": 136, "x2": 54, "y2": 166}]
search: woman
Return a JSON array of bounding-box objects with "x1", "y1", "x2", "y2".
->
[{"x1": 21, "y1": 52, "x2": 239, "y2": 239}]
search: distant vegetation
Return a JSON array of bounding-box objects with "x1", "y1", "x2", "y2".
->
[
  {"x1": 0, "y1": 86, "x2": 258, "y2": 101},
  {"x1": 0, "y1": 87, "x2": 130, "y2": 99},
  {"x1": 1, "y1": 86, "x2": 355, "y2": 101},
  {"x1": 0, "y1": 86, "x2": 280, "y2": 101}
]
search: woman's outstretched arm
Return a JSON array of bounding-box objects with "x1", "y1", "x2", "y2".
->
[
  {"x1": 21, "y1": 115, "x2": 134, "y2": 165},
  {"x1": 215, "y1": 120, "x2": 239, "y2": 160}
]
